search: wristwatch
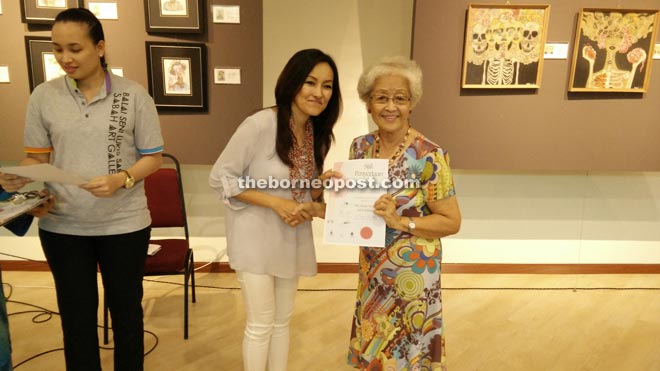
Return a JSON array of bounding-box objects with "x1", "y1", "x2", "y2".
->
[
  {"x1": 407, "y1": 217, "x2": 416, "y2": 234},
  {"x1": 120, "y1": 170, "x2": 135, "y2": 189}
]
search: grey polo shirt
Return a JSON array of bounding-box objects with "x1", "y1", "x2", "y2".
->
[{"x1": 24, "y1": 72, "x2": 164, "y2": 236}]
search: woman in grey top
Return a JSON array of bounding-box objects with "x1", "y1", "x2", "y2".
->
[
  {"x1": 0, "y1": 8, "x2": 163, "y2": 371},
  {"x1": 209, "y1": 49, "x2": 342, "y2": 371}
]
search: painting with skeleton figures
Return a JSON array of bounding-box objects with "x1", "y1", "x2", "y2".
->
[
  {"x1": 462, "y1": 4, "x2": 550, "y2": 89},
  {"x1": 569, "y1": 8, "x2": 658, "y2": 93}
]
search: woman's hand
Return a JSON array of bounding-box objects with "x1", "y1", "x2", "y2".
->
[
  {"x1": 79, "y1": 173, "x2": 125, "y2": 198},
  {"x1": 291, "y1": 201, "x2": 326, "y2": 222},
  {"x1": 27, "y1": 189, "x2": 55, "y2": 217},
  {"x1": 311, "y1": 169, "x2": 343, "y2": 201},
  {"x1": 373, "y1": 193, "x2": 405, "y2": 230},
  {"x1": 271, "y1": 198, "x2": 307, "y2": 227},
  {"x1": 0, "y1": 172, "x2": 33, "y2": 192}
]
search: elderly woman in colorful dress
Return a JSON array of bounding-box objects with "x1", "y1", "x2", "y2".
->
[{"x1": 347, "y1": 56, "x2": 461, "y2": 370}]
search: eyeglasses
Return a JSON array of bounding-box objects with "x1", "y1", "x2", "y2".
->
[{"x1": 369, "y1": 95, "x2": 411, "y2": 106}]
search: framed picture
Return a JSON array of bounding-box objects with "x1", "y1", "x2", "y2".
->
[
  {"x1": 461, "y1": 4, "x2": 551, "y2": 89},
  {"x1": 213, "y1": 67, "x2": 241, "y2": 84},
  {"x1": 88, "y1": 1, "x2": 119, "y2": 20},
  {"x1": 144, "y1": 0, "x2": 204, "y2": 34},
  {"x1": 212, "y1": 5, "x2": 240, "y2": 24},
  {"x1": 568, "y1": 8, "x2": 659, "y2": 93},
  {"x1": 20, "y1": 0, "x2": 83, "y2": 24},
  {"x1": 25, "y1": 36, "x2": 66, "y2": 92},
  {"x1": 146, "y1": 42, "x2": 207, "y2": 112}
]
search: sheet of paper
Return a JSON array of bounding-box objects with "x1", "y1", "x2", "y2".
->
[
  {"x1": 0, "y1": 163, "x2": 88, "y2": 185},
  {"x1": 323, "y1": 159, "x2": 389, "y2": 248}
]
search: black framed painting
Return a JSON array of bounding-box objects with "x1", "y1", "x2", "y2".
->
[
  {"x1": 146, "y1": 41, "x2": 207, "y2": 112},
  {"x1": 144, "y1": 0, "x2": 205, "y2": 34},
  {"x1": 25, "y1": 36, "x2": 66, "y2": 91},
  {"x1": 21, "y1": 0, "x2": 84, "y2": 25}
]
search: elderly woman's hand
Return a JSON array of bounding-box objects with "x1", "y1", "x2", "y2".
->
[{"x1": 373, "y1": 193, "x2": 404, "y2": 230}]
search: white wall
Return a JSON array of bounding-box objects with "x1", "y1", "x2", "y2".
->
[{"x1": 3, "y1": 1, "x2": 660, "y2": 266}]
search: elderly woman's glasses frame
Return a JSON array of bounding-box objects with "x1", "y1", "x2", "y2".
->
[{"x1": 369, "y1": 95, "x2": 411, "y2": 105}]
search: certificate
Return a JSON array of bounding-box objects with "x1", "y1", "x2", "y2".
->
[
  {"x1": 323, "y1": 159, "x2": 389, "y2": 248},
  {"x1": 0, "y1": 163, "x2": 87, "y2": 185}
]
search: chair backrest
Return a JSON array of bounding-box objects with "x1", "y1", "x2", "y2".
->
[{"x1": 144, "y1": 153, "x2": 189, "y2": 240}]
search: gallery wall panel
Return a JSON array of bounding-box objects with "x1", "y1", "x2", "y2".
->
[{"x1": 412, "y1": 0, "x2": 660, "y2": 171}]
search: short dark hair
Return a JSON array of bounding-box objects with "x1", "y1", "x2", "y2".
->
[
  {"x1": 274, "y1": 49, "x2": 342, "y2": 172},
  {"x1": 54, "y1": 8, "x2": 107, "y2": 68}
]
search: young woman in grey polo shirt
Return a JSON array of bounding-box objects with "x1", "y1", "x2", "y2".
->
[{"x1": 0, "y1": 8, "x2": 163, "y2": 370}]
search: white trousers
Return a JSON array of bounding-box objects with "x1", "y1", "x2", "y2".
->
[{"x1": 237, "y1": 271, "x2": 299, "y2": 371}]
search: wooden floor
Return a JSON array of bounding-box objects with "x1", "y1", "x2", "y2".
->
[{"x1": 3, "y1": 271, "x2": 660, "y2": 371}]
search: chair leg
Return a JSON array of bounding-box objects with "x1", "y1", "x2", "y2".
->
[
  {"x1": 103, "y1": 292, "x2": 109, "y2": 345},
  {"x1": 191, "y1": 251, "x2": 196, "y2": 303},
  {"x1": 184, "y1": 267, "x2": 189, "y2": 340}
]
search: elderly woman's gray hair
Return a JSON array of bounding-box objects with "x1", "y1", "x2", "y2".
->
[{"x1": 357, "y1": 56, "x2": 423, "y2": 106}]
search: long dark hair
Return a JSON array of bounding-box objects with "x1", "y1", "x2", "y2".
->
[
  {"x1": 54, "y1": 8, "x2": 107, "y2": 69},
  {"x1": 274, "y1": 49, "x2": 342, "y2": 172}
]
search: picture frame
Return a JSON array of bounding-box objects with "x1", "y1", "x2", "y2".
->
[
  {"x1": 213, "y1": 67, "x2": 241, "y2": 84},
  {"x1": 88, "y1": 1, "x2": 119, "y2": 20},
  {"x1": 144, "y1": 0, "x2": 204, "y2": 34},
  {"x1": 25, "y1": 36, "x2": 66, "y2": 92},
  {"x1": 568, "y1": 8, "x2": 659, "y2": 93},
  {"x1": 20, "y1": 0, "x2": 83, "y2": 25},
  {"x1": 461, "y1": 4, "x2": 551, "y2": 89},
  {"x1": 211, "y1": 5, "x2": 240, "y2": 24},
  {"x1": 146, "y1": 41, "x2": 207, "y2": 112}
]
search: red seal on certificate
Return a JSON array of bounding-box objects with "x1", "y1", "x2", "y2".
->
[{"x1": 360, "y1": 226, "x2": 373, "y2": 239}]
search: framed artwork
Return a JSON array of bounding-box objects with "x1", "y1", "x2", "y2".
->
[
  {"x1": 144, "y1": 0, "x2": 204, "y2": 34},
  {"x1": 213, "y1": 67, "x2": 241, "y2": 84},
  {"x1": 88, "y1": 1, "x2": 119, "y2": 20},
  {"x1": 568, "y1": 8, "x2": 659, "y2": 92},
  {"x1": 146, "y1": 42, "x2": 207, "y2": 112},
  {"x1": 25, "y1": 36, "x2": 66, "y2": 92},
  {"x1": 461, "y1": 4, "x2": 551, "y2": 89},
  {"x1": 20, "y1": 0, "x2": 83, "y2": 24},
  {"x1": 212, "y1": 5, "x2": 240, "y2": 24}
]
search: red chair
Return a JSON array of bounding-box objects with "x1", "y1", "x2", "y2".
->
[{"x1": 104, "y1": 153, "x2": 196, "y2": 343}]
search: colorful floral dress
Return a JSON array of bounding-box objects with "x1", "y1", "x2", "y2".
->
[{"x1": 347, "y1": 132, "x2": 456, "y2": 371}]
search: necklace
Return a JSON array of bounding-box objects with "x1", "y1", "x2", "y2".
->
[{"x1": 375, "y1": 126, "x2": 411, "y2": 163}]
